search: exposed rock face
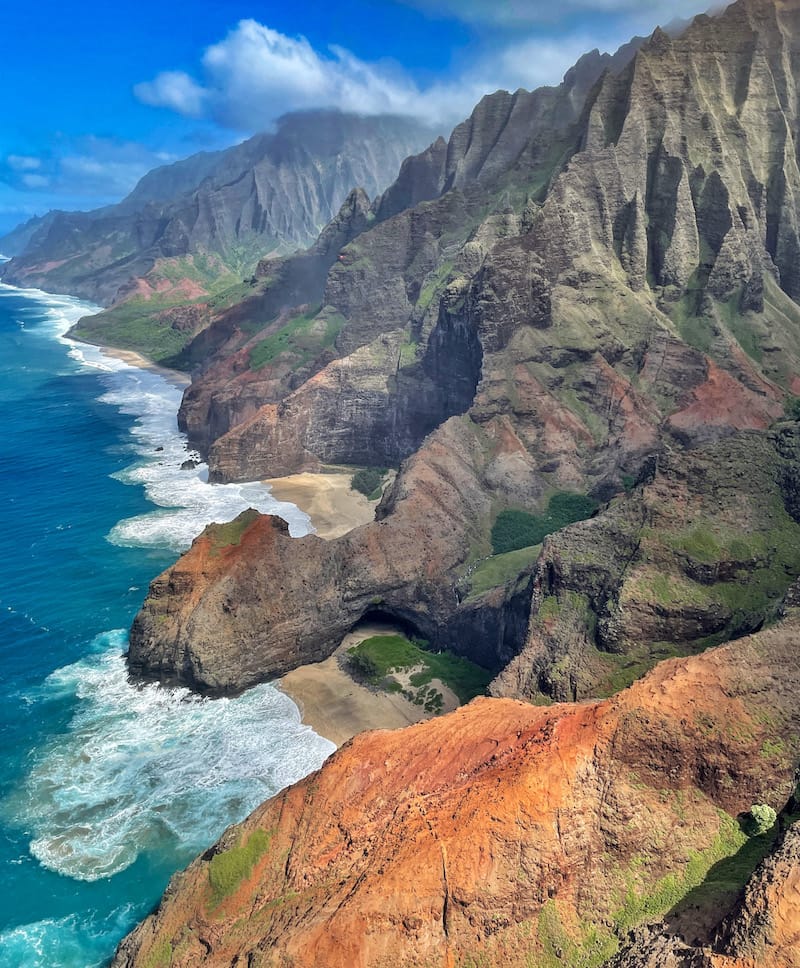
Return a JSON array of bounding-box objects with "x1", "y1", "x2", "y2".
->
[
  {"x1": 609, "y1": 820, "x2": 800, "y2": 967},
  {"x1": 183, "y1": 0, "x2": 800, "y2": 480},
  {"x1": 127, "y1": 0, "x2": 800, "y2": 699},
  {"x1": 491, "y1": 427, "x2": 800, "y2": 703},
  {"x1": 114, "y1": 618, "x2": 800, "y2": 967},
  {"x1": 0, "y1": 111, "x2": 438, "y2": 305},
  {"x1": 129, "y1": 417, "x2": 498, "y2": 695},
  {"x1": 713, "y1": 821, "x2": 800, "y2": 967}
]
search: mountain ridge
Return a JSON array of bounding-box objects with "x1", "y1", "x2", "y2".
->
[
  {"x1": 28, "y1": 1, "x2": 800, "y2": 963},
  {"x1": 0, "y1": 110, "x2": 439, "y2": 306},
  {"x1": 128, "y1": 0, "x2": 800, "y2": 702}
]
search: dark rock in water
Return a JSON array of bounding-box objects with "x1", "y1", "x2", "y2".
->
[
  {"x1": 180, "y1": 459, "x2": 199, "y2": 471},
  {"x1": 155, "y1": 446, "x2": 164, "y2": 452}
]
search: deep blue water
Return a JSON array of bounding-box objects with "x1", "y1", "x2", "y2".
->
[{"x1": 0, "y1": 285, "x2": 334, "y2": 967}]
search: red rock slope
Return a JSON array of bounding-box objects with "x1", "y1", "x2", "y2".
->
[{"x1": 114, "y1": 615, "x2": 800, "y2": 967}]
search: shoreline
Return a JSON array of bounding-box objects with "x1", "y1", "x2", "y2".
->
[
  {"x1": 35, "y1": 289, "x2": 413, "y2": 748},
  {"x1": 93, "y1": 344, "x2": 191, "y2": 389},
  {"x1": 0, "y1": 281, "x2": 191, "y2": 390},
  {"x1": 278, "y1": 625, "x2": 460, "y2": 747},
  {"x1": 82, "y1": 344, "x2": 408, "y2": 746},
  {"x1": 266, "y1": 470, "x2": 380, "y2": 540}
]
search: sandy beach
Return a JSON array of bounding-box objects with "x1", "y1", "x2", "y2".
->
[
  {"x1": 98, "y1": 345, "x2": 191, "y2": 388},
  {"x1": 267, "y1": 470, "x2": 386, "y2": 540},
  {"x1": 279, "y1": 625, "x2": 460, "y2": 747}
]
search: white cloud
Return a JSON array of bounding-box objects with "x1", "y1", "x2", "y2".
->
[
  {"x1": 1, "y1": 138, "x2": 181, "y2": 205},
  {"x1": 7, "y1": 155, "x2": 42, "y2": 172},
  {"x1": 134, "y1": 19, "x2": 627, "y2": 130},
  {"x1": 398, "y1": 0, "x2": 713, "y2": 26},
  {"x1": 134, "y1": 70, "x2": 207, "y2": 118},
  {"x1": 21, "y1": 173, "x2": 50, "y2": 189},
  {"x1": 136, "y1": 21, "x2": 424, "y2": 128},
  {"x1": 56, "y1": 140, "x2": 180, "y2": 198}
]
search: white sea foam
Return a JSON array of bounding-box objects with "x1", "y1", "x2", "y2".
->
[
  {"x1": 6, "y1": 632, "x2": 335, "y2": 883},
  {"x1": 0, "y1": 904, "x2": 138, "y2": 968},
  {"x1": 94, "y1": 365, "x2": 312, "y2": 549},
  {"x1": 0, "y1": 285, "x2": 334, "y2": 907},
  {"x1": 0, "y1": 282, "x2": 314, "y2": 549}
]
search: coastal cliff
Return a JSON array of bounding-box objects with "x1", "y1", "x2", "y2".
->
[
  {"x1": 130, "y1": 0, "x2": 800, "y2": 700},
  {"x1": 57, "y1": 0, "x2": 800, "y2": 961},
  {"x1": 114, "y1": 616, "x2": 800, "y2": 967}
]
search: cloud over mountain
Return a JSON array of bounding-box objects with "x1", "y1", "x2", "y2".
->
[{"x1": 134, "y1": 19, "x2": 621, "y2": 129}]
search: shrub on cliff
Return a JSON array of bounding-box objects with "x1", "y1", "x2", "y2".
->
[
  {"x1": 786, "y1": 396, "x2": 800, "y2": 421},
  {"x1": 351, "y1": 468, "x2": 386, "y2": 500},
  {"x1": 348, "y1": 650, "x2": 381, "y2": 680},
  {"x1": 492, "y1": 493, "x2": 599, "y2": 555},
  {"x1": 746, "y1": 803, "x2": 777, "y2": 835}
]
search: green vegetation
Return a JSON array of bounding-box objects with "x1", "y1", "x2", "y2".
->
[
  {"x1": 208, "y1": 829, "x2": 272, "y2": 907},
  {"x1": 785, "y1": 396, "x2": 800, "y2": 421},
  {"x1": 613, "y1": 812, "x2": 748, "y2": 934},
  {"x1": 672, "y1": 818, "x2": 789, "y2": 927},
  {"x1": 248, "y1": 304, "x2": 332, "y2": 369},
  {"x1": 71, "y1": 298, "x2": 192, "y2": 364},
  {"x1": 70, "y1": 254, "x2": 249, "y2": 365},
  {"x1": 398, "y1": 336, "x2": 419, "y2": 367},
  {"x1": 347, "y1": 633, "x2": 493, "y2": 705},
  {"x1": 416, "y1": 260, "x2": 454, "y2": 313},
  {"x1": 637, "y1": 514, "x2": 800, "y2": 638},
  {"x1": 594, "y1": 642, "x2": 690, "y2": 697},
  {"x1": 492, "y1": 493, "x2": 599, "y2": 555},
  {"x1": 467, "y1": 545, "x2": 542, "y2": 598},
  {"x1": 746, "y1": 804, "x2": 777, "y2": 836},
  {"x1": 526, "y1": 810, "x2": 792, "y2": 967},
  {"x1": 207, "y1": 509, "x2": 261, "y2": 555},
  {"x1": 760, "y1": 738, "x2": 786, "y2": 760},
  {"x1": 536, "y1": 902, "x2": 618, "y2": 968},
  {"x1": 724, "y1": 304, "x2": 765, "y2": 363},
  {"x1": 143, "y1": 940, "x2": 173, "y2": 968},
  {"x1": 351, "y1": 467, "x2": 387, "y2": 500}
]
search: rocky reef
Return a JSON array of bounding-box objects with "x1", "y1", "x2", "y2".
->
[{"x1": 114, "y1": 615, "x2": 800, "y2": 967}]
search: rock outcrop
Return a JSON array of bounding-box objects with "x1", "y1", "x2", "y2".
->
[
  {"x1": 609, "y1": 818, "x2": 800, "y2": 967},
  {"x1": 114, "y1": 617, "x2": 800, "y2": 967},
  {"x1": 129, "y1": 0, "x2": 800, "y2": 697},
  {"x1": 129, "y1": 417, "x2": 501, "y2": 695}
]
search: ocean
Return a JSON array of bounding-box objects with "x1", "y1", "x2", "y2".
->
[{"x1": 0, "y1": 284, "x2": 335, "y2": 967}]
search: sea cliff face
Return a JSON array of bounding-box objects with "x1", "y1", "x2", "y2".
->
[
  {"x1": 129, "y1": 0, "x2": 800, "y2": 700},
  {"x1": 114, "y1": 616, "x2": 800, "y2": 967}
]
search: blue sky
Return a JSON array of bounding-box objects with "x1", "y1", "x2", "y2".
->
[{"x1": 0, "y1": 0, "x2": 714, "y2": 234}]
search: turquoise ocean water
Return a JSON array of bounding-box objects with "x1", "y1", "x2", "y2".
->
[{"x1": 0, "y1": 283, "x2": 335, "y2": 967}]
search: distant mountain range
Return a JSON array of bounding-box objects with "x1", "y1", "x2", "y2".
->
[{"x1": 0, "y1": 111, "x2": 439, "y2": 305}]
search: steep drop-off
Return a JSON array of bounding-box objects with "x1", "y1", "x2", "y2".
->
[
  {"x1": 130, "y1": 0, "x2": 800, "y2": 699},
  {"x1": 113, "y1": 2, "x2": 800, "y2": 964},
  {"x1": 114, "y1": 616, "x2": 800, "y2": 967},
  {"x1": 0, "y1": 111, "x2": 436, "y2": 306}
]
